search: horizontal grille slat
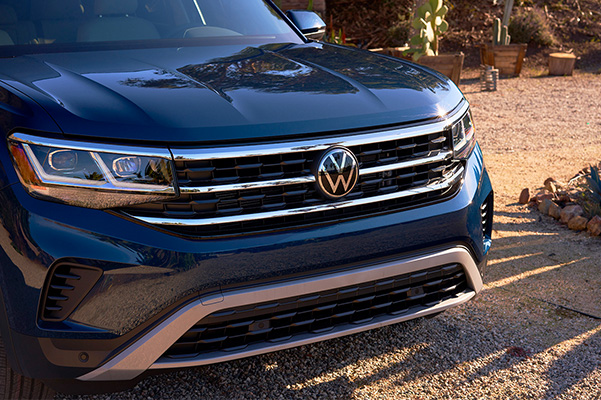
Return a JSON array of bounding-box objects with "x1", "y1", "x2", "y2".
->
[
  {"x1": 121, "y1": 107, "x2": 471, "y2": 236},
  {"x1": 162, "y1": 263, "x2": 468, "y2": 359}
]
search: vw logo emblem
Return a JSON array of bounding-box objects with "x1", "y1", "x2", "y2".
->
[{"x1": 315, "y1": 147, "x2": 359, "y2": 199}]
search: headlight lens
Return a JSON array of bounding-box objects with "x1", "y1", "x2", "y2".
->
[
  {"x1": 452, "y1": 110, "x2": 476, "y2": 159},
  {"x1": 8, "y1": 133, "x2": 177, "y2": 209}
]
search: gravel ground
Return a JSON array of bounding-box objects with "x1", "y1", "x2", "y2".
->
[{"x1": 57, "y1": 74, "x2": 601, "y2": 400}]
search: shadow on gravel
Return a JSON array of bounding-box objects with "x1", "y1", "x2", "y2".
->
[
  {"x1": 486, "y1": 206, "x2": 600, "y2": 319},
  {"x1": 118, "y1": 313, "x2": 599, "y2": 399}
]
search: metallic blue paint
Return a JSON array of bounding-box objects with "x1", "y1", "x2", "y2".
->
[
  {"x1": 0, "y1": 43, "x2": 463, "y2": 143},
  {"x1": 0, "y1": 144, "x2": 490, "y2": 338}
]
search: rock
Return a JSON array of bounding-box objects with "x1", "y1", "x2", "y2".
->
[
  {"x1": 587, "y1": 215, "x2": 601, "y2": 236},
  {"x1": 556, "y1": 191, "x2": 571, "y2": 203},
  {"x1": 538, "y1": 198, "x2": 554, "y2": 215},
  {"x1": 560, "y1": 205, "x2": 584, "y2": 224},
  {"x1": 544, "y1": 177, "x2": 558, "y2": 193},
  {"x1": 536, "y1": 192, "x2": 554, "y2": 202},
  {"x1": 519, "y1": 188, "x2": 530, "y2": 204},
  {"x1": 568, "y1": 216, "x2": 589, "y2": 231},
  {"x1": 549, "y1": 202, "x2": 561, "y2": 219}
]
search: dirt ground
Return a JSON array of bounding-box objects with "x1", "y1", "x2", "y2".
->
[{"x1": 466, "y1": 71, "x2": 601, "y2": 319}]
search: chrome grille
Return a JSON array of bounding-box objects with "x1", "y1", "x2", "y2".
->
[{"x1": 121, "y1": 103, "x2": 469, "y2": 235}]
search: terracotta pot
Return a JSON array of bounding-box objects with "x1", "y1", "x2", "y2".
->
[{"x1": 480, "y1": 43, "x2": 527, "y2": 76}]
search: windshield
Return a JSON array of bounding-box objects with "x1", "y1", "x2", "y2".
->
[{"x1": 0, "y1": 0, "x2": 303, "y2": 54}]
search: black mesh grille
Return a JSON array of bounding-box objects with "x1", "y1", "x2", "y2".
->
[
  {"x1": 174, "y1": 132, "x2": 449, "y2": 188},
  {"x1": 163, "y1": 263, "x2": 468, "y2": 359}
]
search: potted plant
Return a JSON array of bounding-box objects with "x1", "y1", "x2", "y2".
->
[
  {"x1": 402, "y1": 0, "x2": 464, "y2": 86},
  {"x1": 480, "y1": 0, "x2": 527, "y2": 76}
]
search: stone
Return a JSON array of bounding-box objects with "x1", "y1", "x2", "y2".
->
[
  {"x1": 544, "y1": 177, "x2": 558, "y2": 193},
  {"x1": 538, "y1": 198, "x2": 554, "y2": 215},
  {"x1": 568, "y1": 216, "x2": 589, "y2": 231},
  {"x1": 548, "y1": 202, "x2": 561, "y2": 219},
  {"x1": 519, "y1": 188, "x2": 530, "y2": 204},
  {"x1": 587, "y1": 215, "x2": 601, "y2": 236},
  {"x1": 560, "y1": 205, "x2": 584, "y2": 224},
  {"x1": 536, "y1": 192, "x2": 554, "y2": 202},
  {"x1": 557, "y1": 191, "x2": 571, "y2": 203}
]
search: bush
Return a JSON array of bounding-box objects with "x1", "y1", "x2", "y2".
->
[
  {"x1": 326, "y1": 0, "x2": 413, "y2": 48},
  {"x1": 509, "y1": 7, "x2": 556, "y2": 46}
]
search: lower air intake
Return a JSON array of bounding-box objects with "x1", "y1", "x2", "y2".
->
[
  {"x1": 164, "y1": 263, "x2": 468, "y2": 359},
  {"x1": 41, "y1": 263, "x2": 103, "y2": 322}
]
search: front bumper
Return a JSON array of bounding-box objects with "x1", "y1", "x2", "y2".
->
[
  {"x1": 0, "y1": 143, "x2": 492, "y2": 384},
  {"x1": 79, "y1": 246, "x2": 482, "y2": 382}
]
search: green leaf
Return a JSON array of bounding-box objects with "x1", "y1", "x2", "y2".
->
[
  {"x1": 430, "y1": 0, "x2": 443, "y2": 13},
  {"x1": 437, "y1": 5, "x2": 448, "y2": 17},
  {"x1": 439, "y1": 20, "x2": 449, "y2": 33},
  {"x1": 412, "y1": 17, "x2": 423, "y2": 30},
  {"x1": 420, "y1": 3, "x2": 433, "y2": 17}
]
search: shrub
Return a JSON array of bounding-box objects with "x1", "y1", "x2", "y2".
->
[
  {"x1": 509, "y1": 7, "x2": 556, "y2": 46},
  {"x1": 578, "y1": 164, "x2": 601, "y2": 218},
  {"x1": 586, "y1": 165, "x2": 601, "y2": 204}
]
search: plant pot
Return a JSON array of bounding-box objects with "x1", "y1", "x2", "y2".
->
[
  {"x1": 548, "y1": 53, "x2": 576, "y2": 76},
  {"x1": 417, "y1": 53, "x2": 464, "y2": 86},
  {"x1": 480, "y1": 43, "x2": 527, "y2": 76}
]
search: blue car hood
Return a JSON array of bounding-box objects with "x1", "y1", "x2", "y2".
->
[{"x1": 0, "y1": 42, "x2": 464, "y2": 144}]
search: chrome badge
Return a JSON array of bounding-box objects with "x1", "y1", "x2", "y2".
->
[{"x1": 316, "y1": 147, "x2": 359, "y2": 199}]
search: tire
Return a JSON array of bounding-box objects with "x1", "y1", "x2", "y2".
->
[{"x1": 0, "y1": 336, "x2": 54, "y2": 400}]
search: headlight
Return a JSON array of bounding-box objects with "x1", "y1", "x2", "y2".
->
[
  {"x1": 452, "y1": 109, "x2": 476, "y2": 159},
  {"x1": 8, "y1": 133, "x2": 177, "y2": 209}
]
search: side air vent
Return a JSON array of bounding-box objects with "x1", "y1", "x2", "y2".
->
[
  {"x1": 41, "y1": 264, "x2": 103, "y2": 322},
  {"x1": 481, "y1": 193, "x2": 494, "y2": 237}
]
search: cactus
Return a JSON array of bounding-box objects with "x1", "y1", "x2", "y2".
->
[
  {"x1": 493, "y1": 0, "x2": 514, "y2": 45},
  {"x1": 404, "y1": 0, "x2": 449, "y2": 61},
  {"x1": 493, "y1": 17, "x2": 511, "y2": 45}
]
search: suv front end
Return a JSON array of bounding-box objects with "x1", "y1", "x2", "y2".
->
[{"x1": 0, "y1": 0, "x2": 492, "y2": 396}]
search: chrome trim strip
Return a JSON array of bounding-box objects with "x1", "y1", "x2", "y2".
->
[
  {"x1": 9, "y1": 133, "x2": 172, "y2": 159},
  {"x1": 127, "y1": 165, "x2": 464, "y2": 226},
  {"x1": 180, "y1": 176, "x2": 317, "y2": 194},
  {"x1": 170, "y1": 101, "x2": 469, "y2": 161},
  {"x1": 360, "y1": 150, "x2": 452, "y2": 175},
  {"x1": 179, "y1": 150, "x2": 453, "y2": 194},
  {"x1": 77, "y1": 246, "x2": 482, "y2": 382}
]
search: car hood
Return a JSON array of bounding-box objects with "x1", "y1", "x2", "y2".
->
[{"x1": 0, "y1": 42, "x2": 464, "y2": 144}]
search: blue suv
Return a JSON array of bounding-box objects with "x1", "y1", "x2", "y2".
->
[{"x1": 0, "y1": 0, "x2": 492, "y2": 396}]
